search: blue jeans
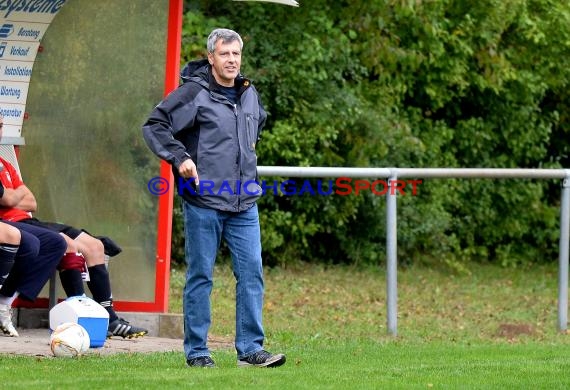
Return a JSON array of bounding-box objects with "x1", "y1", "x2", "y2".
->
[{"x1": 182, "y1": 201, "x2": 265, "y2": 360}]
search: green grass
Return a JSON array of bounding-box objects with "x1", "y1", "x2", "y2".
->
[
  {"x1": 3, "y1": 342, "x2": 570, "y2": 389},
  {"x1": 3, "y1": 261, "x2": 570, "y2": 388},
  {"x1": 171, "y1": 261, "x2": 567, "y2": 344}
]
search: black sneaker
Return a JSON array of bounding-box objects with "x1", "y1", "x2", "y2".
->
[
  {"x1": 107, "y1": 318, "x2": 148, "y2": 339},
  {"x1": 238, "y1": 350, "x2": 286, "y2": 367},
  {"x1": 187, "y1": 356, "x2": 216, "y2": 368}
]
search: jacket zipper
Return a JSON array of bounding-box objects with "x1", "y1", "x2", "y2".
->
[{"x1": 234, "y1": 103, "x2": 242, "y2": 211}]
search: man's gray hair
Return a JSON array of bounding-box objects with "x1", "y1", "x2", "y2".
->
[{"x1": 207, "y1": 28, "x2": 243, "y2": 53}]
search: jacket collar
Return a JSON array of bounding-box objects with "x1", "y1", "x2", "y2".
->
[{"x1": 181, "y1": 59, "x2": 251, "y2": 95}]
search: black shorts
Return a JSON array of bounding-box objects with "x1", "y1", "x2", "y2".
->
[
  {"x1": 17, "y1": 218, "x2": 123, "y2": 257},
  {"x1": 19, "y1": 218, "x2": 83, "y2": 239}
]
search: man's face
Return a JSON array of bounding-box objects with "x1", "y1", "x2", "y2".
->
[{"x1": 208, "y1": 39, "x2": 241, "y2": 87}]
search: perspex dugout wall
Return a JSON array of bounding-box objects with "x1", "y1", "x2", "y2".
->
[{"x1": 16, "y1": 0, "x2": 182, "y2": 312}]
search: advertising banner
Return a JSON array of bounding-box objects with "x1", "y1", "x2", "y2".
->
[{"x1": 0, "y1": 0, "x2": 67, "y2": 141}]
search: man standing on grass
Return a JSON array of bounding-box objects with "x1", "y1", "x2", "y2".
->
[{"x1": 142, "y1": 28, "x2": 285, "y2": 368}]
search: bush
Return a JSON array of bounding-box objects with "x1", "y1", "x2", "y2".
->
[{"x1": 170, "y1": 0, "x2": 570, "y2": 269}]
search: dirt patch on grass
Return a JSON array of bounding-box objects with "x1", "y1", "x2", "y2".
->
[{"x1": 496, "y1": 323, "x2": 535, "y2": 340}]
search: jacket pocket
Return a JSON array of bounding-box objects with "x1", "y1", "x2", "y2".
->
[{"x1": 245, "y1": 114, "x2": 258, "y2": 152}]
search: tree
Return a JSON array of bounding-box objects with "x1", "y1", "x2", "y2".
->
[{"x1": 174, "y1": 0, "x2": 570, "y2": 269}]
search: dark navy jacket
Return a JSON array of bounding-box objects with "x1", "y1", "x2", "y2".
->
[{"x1": 142, "y1": 59, "x2": 267, "y2": 212}]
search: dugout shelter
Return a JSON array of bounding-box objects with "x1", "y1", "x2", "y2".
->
[{"x1": 0, "y1": 0, "x2": 183, "y2": 314}]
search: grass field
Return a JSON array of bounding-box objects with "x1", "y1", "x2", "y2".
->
[{"x1": 2, "y1": 261, "x2": 570, "y2": 388}]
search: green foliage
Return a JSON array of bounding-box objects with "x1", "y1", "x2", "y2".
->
[{"x1": 173, "y1": 0, "x2": 570, "y2": 268}]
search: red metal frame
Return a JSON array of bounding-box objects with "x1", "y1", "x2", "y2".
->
[{"x1": 114, "y1": 0, "x2": 182, "y2": 312}]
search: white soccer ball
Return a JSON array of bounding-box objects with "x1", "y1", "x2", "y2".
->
[{"x1": 50, "y1": 322, "x2": 90, "y2": 358}]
